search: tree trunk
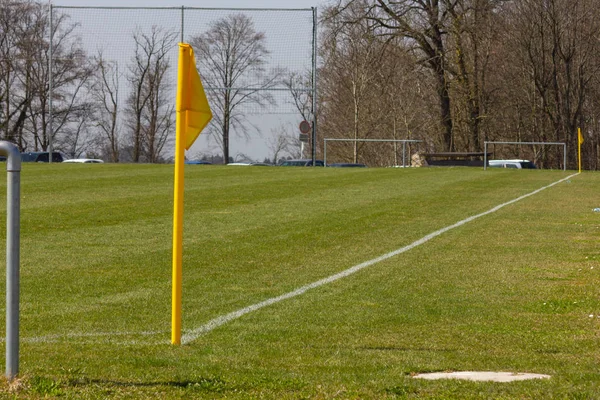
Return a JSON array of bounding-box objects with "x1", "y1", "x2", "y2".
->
[{"x1": 435, "y1": 66, "x2": 454, "y2": 152}]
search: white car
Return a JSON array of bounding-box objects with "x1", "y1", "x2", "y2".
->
[
  {"x1": 63, "y1": 158, "x2": 104, "y2": 163},
  {"x1": 488, "y1": 159, "x2": 536, "y2": 169}
]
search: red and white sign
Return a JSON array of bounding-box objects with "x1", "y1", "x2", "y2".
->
[{"x1": 299, "y1": 120, "x2": 311, "y2": 134}]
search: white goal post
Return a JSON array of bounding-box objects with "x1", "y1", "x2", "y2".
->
[
  {"x1": 323, "y1": 138, "x2": 422, "y2": 167},
  {"x1": 484, "y1": 141, "x2": 567, "y2": 171}
]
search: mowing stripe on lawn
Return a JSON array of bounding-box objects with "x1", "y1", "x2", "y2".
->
[
  {"x1": 180, "y1": 173, "x2": 578, "y2": 345},
  {"x1": 15, "y1": 172, "x2": 577, "y2": 345}
]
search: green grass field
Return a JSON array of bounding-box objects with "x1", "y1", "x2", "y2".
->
[{"x1": 0, "y1": 164, "x2": 598, "y2": 399}]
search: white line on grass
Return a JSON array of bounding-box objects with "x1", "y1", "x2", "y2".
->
[
  {"x1": 180, "y1": 173, "x2": 579, "y2": 345},
  {"x1": 19, "y1": 330, "x2": 167, "y2": 344}
]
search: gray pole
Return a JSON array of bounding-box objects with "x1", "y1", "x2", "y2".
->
[
  {"x1": 311, "y1": 7, "x2": 318, "y2": 165},
  {"x1": 0, "y1": 142, "x2": 21, "y2": 380},
  {"x1": 48, "y1": 3, "x2": 53, "y2": 163},
  {"x1": 181, "y1": 6, "x2": 184, "y2": 43},
  {"x1": 484, "y1": 142, "x2": 488, "y2": 170}
]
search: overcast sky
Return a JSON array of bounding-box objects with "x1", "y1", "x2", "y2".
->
[{"x1": 51, "y1": 0, "x2": 333, "y2": 10}]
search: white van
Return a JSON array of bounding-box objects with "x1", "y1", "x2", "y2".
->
[{"x1": 488, "y1": 159, "x2": 537, "y2": 169}]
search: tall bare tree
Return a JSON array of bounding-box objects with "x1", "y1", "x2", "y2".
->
[
  {"x1": 512, "y1": 0, "x2": 599, "y2": 167},
  {"x1": 283, "y1": 71, "x2": 313, "y2": 124},
  {"x1": 90, "y1": 53, "x2": 121, "y2": 162},
  {"x1": 126, "y1": 26, "x2": 177, "y2": 162},
  {"x1": 321, "y1": 1, "x2": 394, "y2": 163},
  {"x1": 0, "y1": 0, "x2": 39, "y2": 146},
  {"x1": 446, "y1": 0, "x2": 498, "y2": 151},
  {"x1": 36, "y1": 8, "x2": 94, "y2": 153},
  {"x1": 367, "y1": 0, "x2": 458, "y2": 151},
  {"x1": 0, "y1": 1, "x2": 94, "y2": 153},
  {"x1": 190, "y1": 13, "x2": 281, "y2": 163}
]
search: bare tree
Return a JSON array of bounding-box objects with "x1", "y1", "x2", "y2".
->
[
  {"x1": 141, "y1": 47, "x2": 174, "y2": 163},
  {"x1": 521, "y1": 0, "x2": 598, "y2": 167},
  {"x1": 283, "y1": 71, "x2": 316, "y2": 159},
  {"x1": 320, "y1": 1, "x2": 401, "y2": 163},
  {"x1": 32, "y1": 7, "x2": 94, "y2": 153},
  {"x1": 365, "y1": 0, "x2": 458, "y2": 151},
  {"x1": 190, "y1": 13, "x2": 281, "y2": 163},
  {"x1": 376, "y1": 41, "x2": 434, "y2": 163},
  {"x1": 0, "y1": 1, "x2": 95, "y2": 153},
  {"x1": 61, "y1": 101, "x2": 94, "y2": 158},
  {"x1": 268, "y1": 123, "x2": 301, "y2": 163},
  {"x1": 0, "y1": 0, "x2": 40, "y2": 146},
  {"x1": 283, "y1": 71, "x2": 313, "y2": 123},
  {"x1": 126, "y1": 26, "x2": 177, "y2": 163},
  {"x1": 90, "y1": 53, "x2": 121, "y2": 162},
  {"x1": 328, "y1": 0, "x2": 502, "y2": 154},
  {"x1": 446, "y1": 0, "x2": 498, "y2": 151}
]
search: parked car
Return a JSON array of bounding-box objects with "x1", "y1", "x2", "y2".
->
[
  {"x1": 328, "y1": 163, "x2": 367, "y2": 168},
  {"x1": 21, "y1": 152, "x2": 64, "y2": 163},
  {"x1": 279, "y1": 159, "x2": 324, "y2": 167},
  {"x1": 63, "y1": 158, "x2": 104, "y2": 163},
  {"x1": 184, "y1": 160, "x2": 212, "y2": 165},
  {"x1": 488, "y1": 159, "x2": 537, "y2": 169}
]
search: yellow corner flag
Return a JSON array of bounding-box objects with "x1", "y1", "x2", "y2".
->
[
  {"x1": 176, "y1": 43, "x2": 213, "y2": 150},
  {"x1": 172, "y1": 43, "x2": 212, "y2": 345},
  {"x1": 578, "y1": 128, "x2": 584, "y2": 145}
]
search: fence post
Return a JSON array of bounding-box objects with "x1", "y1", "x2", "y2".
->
[
  {"x1": 181, "y1": 6, "x2": 184, "y2": 43},
  {"x1": 484, "y1": 142, "x2": 488, "y2": 170},
  {"x1": 0, "y1": 142, "x2": 21, "y2": 380},
  {"x1": 48, "y1": 3, "x2": 53, "y2": 163},
  {"x1": 311, "y1": 7, "x2": 318, "y2": 165}
]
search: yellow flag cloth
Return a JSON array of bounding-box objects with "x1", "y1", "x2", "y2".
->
[
  {"x1": 176, "y1": 43, "x2": 212, "y2": 150},
  {"x1": 578, "y1": 129, "x2": 584, "y2": 145}
]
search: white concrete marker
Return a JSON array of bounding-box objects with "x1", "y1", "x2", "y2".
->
[
  {"x1": 414, "y1": 371, "x2": 551, "y2": 382},
  {"x1": 181, "y1": 173, "x2": 579, "y2": 345}
]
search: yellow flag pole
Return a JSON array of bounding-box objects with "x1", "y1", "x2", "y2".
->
[
  {"x1": 171, "y1": 111, "x2": 184, "y2": 345},
  {"x1": 172, "y1": 44, "x2": 188, "y2": 346},
  {"x1": 171, "y1": 43, "x2": 212, "y2": 345},
  {"x1": 578, "y1": 127, "x2": 582, "y2": 174}
]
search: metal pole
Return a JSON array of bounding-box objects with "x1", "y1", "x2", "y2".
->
[
  {"x1": 48, "y1": 3, "x2": 53, "y2": 163},
  {"x1": 402, "y1": 141, "x2": 406, "y2": 168},
  {"x1": 311, "y1": 7, "x2": 317, "y2": 165},
  {"x1": 323, "y1": 139, "x2": 327, "y2": 167},
  {"x1": 0, "y1": 142, "x2": 21, "y2": 380},
  {"x1": 181, "y1": 6, "x2": 184, "y2": 43},
  {"x1": 484, "y1": 142, "x2": 488, "y2": 170},
  {"x1": 563, "y1": 143, "x2": 567, "y2": 171}
]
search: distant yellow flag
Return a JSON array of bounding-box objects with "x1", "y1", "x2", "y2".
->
[
  {"x1": 176, "y1": 43, "x2": 212, "y2": 150},
  {"x1": 578, "y1": 128, "x2": 584, "y2": 145}
]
